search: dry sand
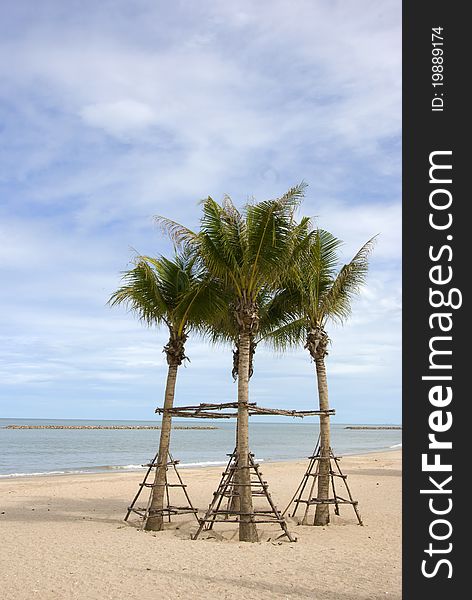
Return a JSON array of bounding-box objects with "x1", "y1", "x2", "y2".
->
[{"x1": 0, "y1": 450, "x2": 401, "y2": 600}]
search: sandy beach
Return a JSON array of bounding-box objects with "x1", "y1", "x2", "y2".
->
[{"x1": 0, "y1": 450, "x2": 401, "y2": 600}]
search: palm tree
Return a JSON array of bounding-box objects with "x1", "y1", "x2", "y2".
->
[
  {"x1": 268, "y1": 230, "x2": 375, "y2": 525},
  {"x1": 109, "y1": 250, "x2": 217, "y2": 531},
  {"x1": 204, "y1": 286, "x2": 297, "y2": 517},
  {"x1": 157, "y1": 184, "x2": 311, "y2": 542}
]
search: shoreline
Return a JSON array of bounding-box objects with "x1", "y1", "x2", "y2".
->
[{"x1": 0, "y1": 446, "x2": 402, "y2": 481}]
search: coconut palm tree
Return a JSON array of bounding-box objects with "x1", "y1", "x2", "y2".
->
[
  {"x1": 268, "y1": 230, "x2": 375, "y2": 525},
  {"x1": 109, "y1": 250, "x2": 218, "y2": 531},
  {"x1": 157, "y1": 184, "x2": 311, "y2": 542},
  {"x1": 204, "y1": 285, "x2": 299, "y2": 516}
]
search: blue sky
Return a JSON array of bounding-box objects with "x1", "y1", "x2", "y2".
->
[{"x1": 0, "y1": 0, "x2": 401, "y2": 423}]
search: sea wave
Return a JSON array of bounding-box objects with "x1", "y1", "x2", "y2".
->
[
  {"x1": 180, "y1": 460, "x2": 228, "y2": 468},
  {"x1": 0, "y1": 458, "x2": 267, "y2": 478},
  {"x1": 0, "y1": 469, "x2": 89, "y2": 478},
  {"x1": 109, "y1": 460, "x2": 234, "y2": 469},
  {"x1": 107, "y1": 459, "x2": 265, "y2": 470},
  {"x1": 389, "y1": 443, "x2": 402, "y2": 448},
  {"x1": 181, "y1": 458, "x2": 265, "y2": 468},
  {"x1": 101, "y1": 461, "x2": 227, "y2": 471},
  {"x1": 108, "y1": 464, "x2": 146, "y2": 470}
]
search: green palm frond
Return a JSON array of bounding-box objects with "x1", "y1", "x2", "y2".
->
[
  {"x1": 303, "y1": 229, "x2": 343, "y2": 318},
  {"x1": 262, "y1": 316, "x2": 307, "y2": 352},
  {"x1": 256, "y1": 284, "x2": 305, "y2": 350},
  {"x1": 109, "y1": 250, "x2": 218, "y2": 336},
  {"x1": 192, "y1": 184, "x2": 309, "y2": 303},
  {"x1": 318, "y1": 235, "x2": 377, "y2": 325},
  {"x1": 263, "y1": 230, "x2": 376, "y2": 351},
  {"x1": 244, "y1": 184, "x2": 307, "y2": 294},
  {"x1": 201, "y1": 286, "x2": 287, "y2": 347},
  {"x1": 108, "y1": 258, "x2": 171, "y2": 327},
  {"x1": 199, "y1": 197, "x2": 244, "y2": 282},
  {"x1": 175, "y1": 272, "x2": 229, "y2": 338},
  {"x1": 260, "y1": 181, "x2": 308, "y2": 210}
]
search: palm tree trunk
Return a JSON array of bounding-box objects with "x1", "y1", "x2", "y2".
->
[
  {"x1": 144, "y1": 363, "x2": 178, "y2": 531},
  {"x1": 228, "y1": 418, "x2": 241, "y2": 515},
  {"x1": 237, "y1": 331, "x2": 258, "y2": 542},
  {"x1": 314, "y1": 356, "x2": 331, "y2": 526}
]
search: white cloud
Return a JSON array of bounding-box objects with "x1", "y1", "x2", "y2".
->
[{"x1": 80, "y1": 99, "x2": 158, "y2": 136}]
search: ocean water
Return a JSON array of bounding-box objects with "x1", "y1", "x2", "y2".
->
[{"x1": 0, "y1": 418, "x2": 401, "y2": 478}]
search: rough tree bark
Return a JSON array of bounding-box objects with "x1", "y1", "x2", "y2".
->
[
  {"x1": 144, "y1": 332, "x2": 187, "y2": 531},
  {"x1": 313, "y1": 356, "x2": 331, "y2": 525},
  {"x1": 229, "y1": 336, "x2": 256, "y2": 517},
  {"x1": 236, "y1": 330, "x2": 258, "y2": 542},
  {"x1": 305, "y1": 326, "x2": 331, "y2": 526},
  {"x1": 233, "y1": 299, "x2": 259, "y2": 542}
]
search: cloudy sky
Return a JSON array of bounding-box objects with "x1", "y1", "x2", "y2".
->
[{"x1": 0, "y1": 0, "x2": 401, "y2": 423}]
